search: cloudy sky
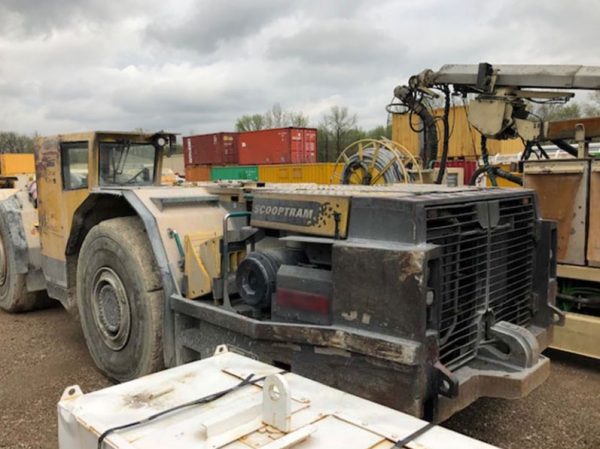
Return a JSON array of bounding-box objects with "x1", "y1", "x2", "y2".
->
[{"x1": 1, "y1": 0, "x2": 599, "y2": 136}]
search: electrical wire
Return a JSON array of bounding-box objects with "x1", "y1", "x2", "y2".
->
[{"x1": 96, "y1": 373, "x2": 264, "y2": 449}]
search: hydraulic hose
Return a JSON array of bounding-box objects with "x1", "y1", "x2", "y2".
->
[{"x1": 435, "y1": 86, "x2": 451, "y2": 185}]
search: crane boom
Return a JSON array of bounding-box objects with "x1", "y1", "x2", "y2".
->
[{"x1": 425, "y1": 64, "x2": 600, "y2": 90}]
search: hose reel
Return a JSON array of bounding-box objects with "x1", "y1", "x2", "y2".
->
[{"x1": 331, "y1": 139, "x2": 423, "y2": 185}]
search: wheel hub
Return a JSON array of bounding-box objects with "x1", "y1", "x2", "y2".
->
[{"x1": 91, "y1": 267, "x2": 131, "y2": 351}]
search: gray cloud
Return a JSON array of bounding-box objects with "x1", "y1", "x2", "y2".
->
[
  {"x1": 0, "y1": 0, "x2": 141, "y2": 37},
  {"x1": 0, "y1": 0, "x2": 599, "y2": 136},
  {"x1": 268, "y1": 19, "x2": 401, "y2": 66},
  {"x1": 147, "y1": 0, "x2": 295, "y2": 54}
]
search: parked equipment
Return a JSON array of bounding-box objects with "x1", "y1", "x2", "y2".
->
[
  {"x1": 58, "y1": 347, "x2": 501, "y2": 449},
  {"x1": 395, "y1": 62, "x2": 600, "y2": 358},
  {"x1": 0, "y1": 130, "x2": 558, "y2": 421}
]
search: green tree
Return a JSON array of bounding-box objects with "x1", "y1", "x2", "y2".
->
[
  {"x1": 0, "y1": 132, "x2": 35, "y2": 153},
  {"x1": 264, "y1": 103, "x2": 284, "y2": 128},
  {"x1": 286, "y1": 111, "x2": 310, "y2": 127},
  {"x1": 235, "y1": 114, "x2": 266, "y2": 131},
  {"x1": 365, "y1": 124, "x2": 392, "y2": 140},
  {"x1": 235, "y1": 104, "x2": 310, "y2": 131},
  {"x1": 321, "y1": 106, "x2": 358, "y2": 158},
  {"x1": 535, "y1": 102, "x2": 583, "y2": 121}
]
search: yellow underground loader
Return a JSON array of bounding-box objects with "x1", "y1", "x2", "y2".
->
[{"x1": 0, "y1": 131, "x2": 560, "y2": 421}]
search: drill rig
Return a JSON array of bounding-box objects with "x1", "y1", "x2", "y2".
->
[{"x1": 394, "y1": 62, "x2": 600, "y2": 358}]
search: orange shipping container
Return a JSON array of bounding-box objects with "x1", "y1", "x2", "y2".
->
[{"x1": 185, "y1": 165, "x2": 211, "y2": 182}]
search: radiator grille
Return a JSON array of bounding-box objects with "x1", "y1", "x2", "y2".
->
[{"x1": 426, "y1": 196, "x2": 536, "y2": 370}]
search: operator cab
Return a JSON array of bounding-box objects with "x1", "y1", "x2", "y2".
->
[{"x1": 98, "y1": 134, "x2": 175, "y2": 187}]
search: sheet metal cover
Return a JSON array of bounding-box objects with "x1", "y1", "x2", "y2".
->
[
  {"x1": 57, "y1": 350, "x2": 499, "y2": 449},
  {"x1": 251, "y1": 193, "x2": 350, "y2": 238}
]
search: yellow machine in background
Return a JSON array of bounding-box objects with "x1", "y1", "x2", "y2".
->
[{"x1": 0, "y1": 153, "x2": 35, "y2": 175}]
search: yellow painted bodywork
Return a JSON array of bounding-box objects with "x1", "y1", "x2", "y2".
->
[
  {"x1": 130, "y1": 187, "x2": 229, "y2": 295},
  {"x1": 250, "y1": 191, "x2": 351, "y2": 238},
  {"x1": 184, "y1": 231, "x2": 221, "y2": 298},
  {"x1": 0, "y1": 153, "x2": 35, "y2": 175},
  {"x1": 36, "y1": 132, "x2": 165, "y2": 263},
  {"x1": 36, "y1": 134, "x2": 90, "y2": 262}
]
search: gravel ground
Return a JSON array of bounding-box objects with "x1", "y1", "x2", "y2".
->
[{"x1": 0, "y1": 306, "x2": 598, "y2": 449}]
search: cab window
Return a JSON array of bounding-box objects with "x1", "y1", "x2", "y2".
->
[
  {"x1": 61, "y1": 142, "x2": 89, "y2": 190},
  {"x1": 99, "y1": 141, "x2": 157, "y2": 186}
]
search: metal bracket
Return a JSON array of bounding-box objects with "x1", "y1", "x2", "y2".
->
[
  {"x1": 575, "y1": 123, "x2": 589, "y2": 158},
  {"x1": 434, "y1": 361, "x2": 459, "y2": 398},
  {"x1": 262, "y1": 374, "x2": 292, "y2": 432},
  {"x1": 60, "y1": 385, "x2": 83, "y2": 402},
  {"x1": 547, "y1": 302, "x2": 566, "y2": 326},
  {"x1": 479, "y1": 321, "x2": 540, "y2": 369}
]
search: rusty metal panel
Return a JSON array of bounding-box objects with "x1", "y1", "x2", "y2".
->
[
  {"x1": 588, "y1": 160, "x2": 600, "y2": 266},
  {"x1": 523, "y1": 160, "x2": 589, "y2": 265},
  {"x1": 545, "y1": 116, "x2": 600, "y2": 140}
]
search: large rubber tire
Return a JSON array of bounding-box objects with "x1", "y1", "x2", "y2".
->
[
  {"x1": 0, "y1": 213, "x2": 49, "y2": 313},
  {"x1": 76, "y1": 216, "x2": 164, "y2": 382}
]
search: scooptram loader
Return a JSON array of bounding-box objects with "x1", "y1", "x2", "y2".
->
[{"x1": 0, "y1": 125, "x2": 559, "y2": 421}]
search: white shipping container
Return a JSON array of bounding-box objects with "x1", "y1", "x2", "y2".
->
[{"x1": 58, "y1": 347, "x2": 499, "y2": 449}]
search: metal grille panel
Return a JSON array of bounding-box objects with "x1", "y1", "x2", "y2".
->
[{"x1": 426, "y1": 196, "x2": 536, "y2": 370}]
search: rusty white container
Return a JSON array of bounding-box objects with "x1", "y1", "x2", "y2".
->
[{"x1": 58, "y1": 346, "x2": 498, "y2": 449}]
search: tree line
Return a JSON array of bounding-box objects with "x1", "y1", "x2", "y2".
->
[
  {"x1": 235, "y1": 103, "x2": 391, "y2": 162},
  {"x1": 0, "y1": 132, "x2": 36, "y2": 153}
]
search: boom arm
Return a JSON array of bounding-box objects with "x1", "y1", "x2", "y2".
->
[
  {"x1": 411, "y1": 64, "x2": 600, "y2": 91},
  {"x1": 395, "y1": 62, "x2": 600, "y2": 149}
]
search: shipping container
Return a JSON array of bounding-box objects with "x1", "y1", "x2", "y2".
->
[
  {"x1": 435, "y1": 160, "x2": 478, "y2": 185},
  {"x1": 210, "y1": 165, "x2": 259, "y2": 181},
  {"x1": 183, "y1": 132, "x2": 238, "y2": 166},
  {"x1": 58, "y1": 348, "x2": 499, "y2": 449},
  {"x1": 238, "y1": 127, "x2": 317, "y2": 165},
  {"x1": 258, "y1": 162, "x2": 342, "y2": 184},
  {"x1": 185, "y1": 164, "x2": 211, "y2": 182},
  {"x1": 0, "y1": 153, "x2": 35, "y2": 175}
]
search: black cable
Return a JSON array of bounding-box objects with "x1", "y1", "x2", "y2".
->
[
  {"x1": 435, "y1": 86, "x2": 451, "y2": 184},
  {"x1": 480, "y1": 135, "x2": 497, "y2": 186},
  {"x1": 535, "y1": 142, "x2": 550, "y2": 159},
  {"x1": 393, "y1": 421, "x2": 437, "y2": 448},
  {"x1": 97, "y1": 373, "x2": 263, "y2": 449}
]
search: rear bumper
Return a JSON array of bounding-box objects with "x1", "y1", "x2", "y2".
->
[
  {"x1": 437, "y1": 353, "x2": 550, "y2": 421},
  {"x1": 436, "y1": 325, "x2": 552, "y2": 422},
  {"x1": 172, "y1": 295, "x2": 555, "y2": 421}
]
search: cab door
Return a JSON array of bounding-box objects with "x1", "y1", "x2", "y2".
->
[{"x1": 36, "y1": 134, "x2": 91, "y2": 291}]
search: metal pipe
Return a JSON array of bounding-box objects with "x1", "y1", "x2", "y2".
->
[{"x1": 221, "y1": 211, "x2": 251, "y2": 310}]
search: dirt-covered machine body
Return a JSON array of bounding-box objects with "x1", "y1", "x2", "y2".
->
[{"x1": 0, "y1": 131, "x2": 559, "y2": 422}]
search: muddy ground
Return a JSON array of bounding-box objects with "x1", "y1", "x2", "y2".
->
[{"x1": 0, "y1": 306, "x2": 598, "y2": 449}]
